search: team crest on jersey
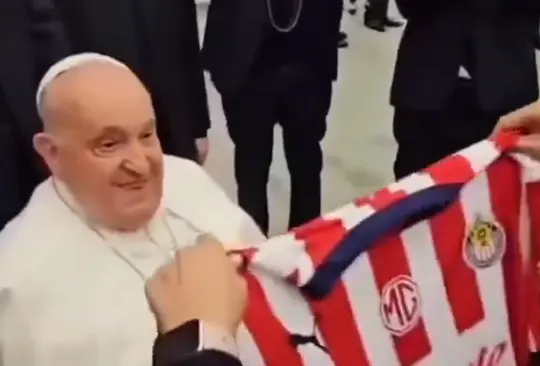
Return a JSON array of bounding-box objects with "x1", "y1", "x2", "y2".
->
[
  {"x1": 379, "y1": 275, "x2": 422, "y2": 337},
  {"x1": 463, "y1": 218, "x2": 506, "y2": 269}
]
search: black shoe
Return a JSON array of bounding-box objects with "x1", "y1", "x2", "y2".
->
[
  {"x1": 364, "y1": 19, "x2": 385, "y2": 32},
  {"x1": 338, "y1": 31, "x2": 349, "y2": 48},
  {"x1": 363, "y1": 5, "x2": 386, "y2": 32},
  {"x1": 384, "y1": 17, "x2": 403, "y2": 27}
]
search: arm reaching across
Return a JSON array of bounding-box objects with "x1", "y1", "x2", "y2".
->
[
  {"x1": 147, "y1": 238, "x2": 246, "y2": 366},
  {"x1": 494, "y1": 101, "x2": 540, "y2": 159}
]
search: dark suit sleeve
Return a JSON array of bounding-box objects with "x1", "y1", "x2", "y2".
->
[
  {"x1": 394, "y1": 0, "x2": 415, "y2": 19},
  {"x1": 395, "y1": 0, "x2": 456, "y2": 19},
  {"x1": 512, "y1": 0, "x2": 540, "y2": 13},
  {"x1": 26, "y1": 0, "x2": 70, "y2": 82},
  {"x1": 180, "y1": 0, "x2": 211, "y2": 139},
  {"x1": 153, "y1": 325, "x2": 242, "y2": 366},
  {"x1": 160, "y1": 350, "x2": 241, "y2": 366}
]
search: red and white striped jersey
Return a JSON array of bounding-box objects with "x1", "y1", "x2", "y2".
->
[{"x1": 233, "y1": 132, "x2": 540, "y2": 366}]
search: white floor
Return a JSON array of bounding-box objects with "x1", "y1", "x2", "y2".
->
[{"x1": 197, "y1": 6, "x2": 540, "y2": 235}]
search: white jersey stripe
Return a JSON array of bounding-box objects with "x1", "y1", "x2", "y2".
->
[
  {"x1": 455, "y1": 140, "x2": 501, "y2": 173},
  {"x1": 400, "y1": 222, "x2": 461, "y2": 365},
  {"x1": 342, "y1": 255, "x2": 401, "y2": 365},
  {"x1": 249, "y1": 269, "x2": 334, "y2": 366},
  {"x1": 324, "y1": 203, "x2": 375, "y2": 230},
  {"x1": 251, "y1": 233, "x2": 308, "y2": 280},
  {"x1": 519, "y1": 168, "x2": 531, "y2": 266},
  {"x1": 325, "y1": 203, "x2": 402, "y2": 364},
  {"x1": 392, "y1": 172, "x2": 462, "y2": 363},
  {"x1": 386, "y1": 172, "x2": 436, "y2": 194}
]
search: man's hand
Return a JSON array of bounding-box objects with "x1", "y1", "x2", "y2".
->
[
  {"x1": 196, "y1": 137, "x2": 209, "y2": 165},
  {"x1": 145, "y1": 236, "x2": 247, "y2": 336},
  {"x1": 495, "y1": 101, "x2": 540, "y2": 159}
]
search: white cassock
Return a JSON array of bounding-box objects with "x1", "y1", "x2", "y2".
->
[{"x1": 0, "y1": 156, "x2": 266, "y2": 366}]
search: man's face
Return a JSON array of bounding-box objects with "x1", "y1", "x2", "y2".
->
[{"x1": 37, "y1": 64, "x2": 164, "y2": 230}]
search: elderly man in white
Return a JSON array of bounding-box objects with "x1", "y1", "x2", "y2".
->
[{"x1": 0, "y1": 53, "x2": 266, "y2": 365}]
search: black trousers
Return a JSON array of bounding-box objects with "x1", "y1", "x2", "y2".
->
[
  {"x1": 393, "y1": 78, "x2": 503, "y2": 180},
  {"x1": 365, "y1": 0, "x2": 389, "y2": 21},
  {"x1": 531, "y1": 352, "x2": 540, "y2": 366},
  {"x1": 222, "y1": 64, "x2": 332, "y2": 234}
]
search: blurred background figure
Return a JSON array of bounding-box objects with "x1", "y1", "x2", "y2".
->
[
  {"x1": 347, "y1": 0, "x2": 359, "y2": 15},
  {"x1": 340, "y1": 0, "x2": 402, "y2": 52},
  {"x1": 390, "y1": 0, "x2": 540, "y2": 179},
  {"x1": 0, "y1": 0, "x2": 67, "y2": 227},
  {"x1": 363, "y1": 0, "x2": 403, "y2": 32},
  {"x1": 339, "y1": 31, "x2": 349, "y2": 48},
  {"x1": 345, "y1": 0, "x2": 403, "y2": 32},
  {"x1": 535, "y1": 15, "x2": 540, "y2": 49},
  {"x1": 53, "y1": 0, "x2": 212, "y2": 163},
  {"x1": 203, "y1": 0, "x2": 343, "y2": 234}
]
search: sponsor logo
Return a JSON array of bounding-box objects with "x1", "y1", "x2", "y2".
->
[
  {"x1": 289, "y1": 331, "x2": 329, "y2": 355},
  {"x1": 469, "y1": 341, "x2": 507, "y2": 366},
  {"x1": 289, "y1": 319, "x2": 331, "y2": 360},
  {"x1": 464, "y1": 218, "x2": 506, "y2": 269},
  {"x1": 380, "y1": 275, "x2": 421, "y2": 336}
]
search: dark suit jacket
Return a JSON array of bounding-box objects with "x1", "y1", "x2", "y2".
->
[
  {"x1": 202, "y1": 0, "x2": 343, "y2": 98},
  {"x1": 391, "y1": 0, "x2": 540, "y2": 112},
  {"x1": 53, "y1": 0, "x2": 211, "y2": 160},
  {"x1": 0, "y1": 0, "x2": 68, "y2": 227},
  {"x1": 153, "y1": 324, "x2": 242, "y2": 366},
  {"x1": 163, "y1": 351, "x2": 240, "y2": 366}
]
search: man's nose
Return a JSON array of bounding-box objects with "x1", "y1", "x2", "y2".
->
[{"x1": 123, "y1": 143, "x2": 151, "y2": 175}]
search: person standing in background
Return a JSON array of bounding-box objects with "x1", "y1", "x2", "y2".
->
[
  {"x1": 203, "y1": 0, "x2": 342, "y2": 234},
  {"x1": 345, "y1": 0, "x2": 402, "y2": 34},
  {"x1": 390, "y1": 0, "x2": 540, "y2": 179},
  {"x1": 52, "y1": 0, "x2": 211, "y2": 163},
  {"x1": 0, "y1": 0, "x2": 68, "y2": 227}
]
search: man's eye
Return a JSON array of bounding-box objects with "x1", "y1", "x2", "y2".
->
[
  {"x1": 100, "y1": 141, "x2": 118, "y2": 150},
  {"x1": 141, "y1": 132, "x2": 153, "y2": 139}
]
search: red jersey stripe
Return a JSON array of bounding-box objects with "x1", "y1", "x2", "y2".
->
[
  {"x1": 243, "y1": 272, "x2": 304, "y2": 366},
  {"x1": 309, "y1": 280, "x2": 370, "y2": 366},
  {"x1": 488, "y1": 157, "x2": 527, "y2": 365},
  {"x1": 429, "y1": 189, "x2": 485, "y2": 334},
  {"x1": 368, "y1": 234, "x2": 432, "y2": 365},
  {"x1": 355, "y1": 188, "x2": 407, "y2": 209},
  {"x1": 490, "y1": 131, "x2": 521, "y2": 152},
  {"x1": 293, "y1": 218, "x2": 347, "y2": 270},
  {"x1": 425, "y1": 153, "x2": 475, "y2": 185},
  {"x1": 294, "y1": 219, "x2": 368, "y2": 365},
  {"x1": 527, "y1": 182, "x2": 540, "y2": 353},
  {"x1": 365, "y1": 189, "x2": 432, "y2": 364}
]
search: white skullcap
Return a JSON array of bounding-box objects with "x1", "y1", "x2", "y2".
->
[{"x1": 36, "y1": 53, "x2": 129, "y2": 116}]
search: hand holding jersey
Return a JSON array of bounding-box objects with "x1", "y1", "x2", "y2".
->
[
  {"x1": 496, "y1": 101, "x2": 540, "y2": 159},
  {"x1": 145, "y1": 237, "x2": 247, "y2": 336}
]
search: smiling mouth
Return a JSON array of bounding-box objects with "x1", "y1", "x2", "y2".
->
[{"x1": 117, "y1": 181, "x2": 148, "y2": 190}]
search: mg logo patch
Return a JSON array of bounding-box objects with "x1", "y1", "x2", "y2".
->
[{"x1": 380, "y1": 275, "x2": 421, "y2": 336}]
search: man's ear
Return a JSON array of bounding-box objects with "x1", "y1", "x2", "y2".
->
[{"x1": 33, "y1": 132, "x2": 59, "y2": 174}]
